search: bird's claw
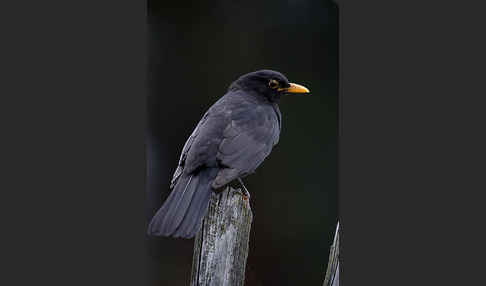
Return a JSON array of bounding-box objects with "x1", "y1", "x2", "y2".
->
[
  {"x1": 242, "y1": 189, "x2": 250, "y2": 200},
  {"x1": 237, "y1": 178, "x2": 251, "y2": 200}
]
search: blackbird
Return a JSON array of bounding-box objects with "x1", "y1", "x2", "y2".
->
[{"x1": 148, "y1": 70, "x2": 310, "y2": 238}]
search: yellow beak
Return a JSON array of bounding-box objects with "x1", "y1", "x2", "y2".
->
[{"x1": 278, "y1": 83, "x2": 310, "y2": 94}]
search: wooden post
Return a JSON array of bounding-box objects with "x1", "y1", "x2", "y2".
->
[
  {"x1": 190, "y1": 186, "x2": 253, "y2": 286},
  {"x1": 323, "y1": 222, "x2": 340, "y2": 286}
]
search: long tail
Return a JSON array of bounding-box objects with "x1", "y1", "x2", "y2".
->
[{"x1": 147, "y1": 168, "x2": 218, "y2": 238}]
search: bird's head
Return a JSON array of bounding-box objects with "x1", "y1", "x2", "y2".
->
[{"x1": 228, "y1": 70, "x2": 310, "y2": 103}]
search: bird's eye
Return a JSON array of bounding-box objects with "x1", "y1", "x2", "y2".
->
[{"x1": 268, "y1": 79, "x2": 279, "y2": 89}]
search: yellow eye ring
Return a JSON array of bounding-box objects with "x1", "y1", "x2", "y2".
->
[{"x1": 268, "y1": 79, "x2": 279, "y2": 89}]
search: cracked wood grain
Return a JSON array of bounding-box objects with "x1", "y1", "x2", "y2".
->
[
  {"x1": 190, "y1": 186, "x2": 253, "y2": 286},
  {"x1": 323, "y1": 222, "x2": 340, "y2": 286}
]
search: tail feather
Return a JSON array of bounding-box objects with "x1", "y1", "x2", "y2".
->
[
  {"x1": 165, "y1": 175, "x2": 198, "y2": 233},
  {"x1": 175, "y1": 170, "x2": 215, "y2": 238},
  {"x1": 148, "y1": 168, "x2": 218, "y2": 238}
]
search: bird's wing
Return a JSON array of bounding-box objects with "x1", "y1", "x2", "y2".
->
[
  {"x1": 216, "y1": 104, "x2": 280, "y2": 181},
  {"x1": 170, "y1": 95, "x2": 232, "y2": 187},
  {"x1": 170, "y1": 112, "x2": 210, "y2": 188}
]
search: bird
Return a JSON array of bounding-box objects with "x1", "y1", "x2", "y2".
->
[{"x1": 147, "y1": 70, "x2": 310, "y2": 238}]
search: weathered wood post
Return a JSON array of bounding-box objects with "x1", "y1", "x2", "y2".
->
[
  {"x1": 190, "y1": 186, "x2": 253, "y2": 286},
  {"x1": 323, "y1": 222, "x2": 340, "y2": 286}
]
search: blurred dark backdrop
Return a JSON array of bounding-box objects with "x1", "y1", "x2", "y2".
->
[{"x1": 147, "y1": 1, "x2": 338, "y2": 285}]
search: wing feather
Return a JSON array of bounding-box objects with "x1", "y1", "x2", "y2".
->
[{"x1": 170, "y1": 112, "x2": 209, "y2": 188}]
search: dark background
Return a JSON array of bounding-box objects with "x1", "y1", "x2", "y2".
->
[
  {"x1": 147, "y1": 1, "x2": 338, "y2": 285},
  {"x1": 6, "y1": 0, "x2": 485, "y2": 286}
]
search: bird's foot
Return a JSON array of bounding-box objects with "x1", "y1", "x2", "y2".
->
[{"x1": 237, "y1": 178, "x2": 251, "y2": 200}]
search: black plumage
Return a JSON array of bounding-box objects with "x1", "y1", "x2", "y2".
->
[{"x1": 148, "y1": 70, "x2": 309, "y2": 238}]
